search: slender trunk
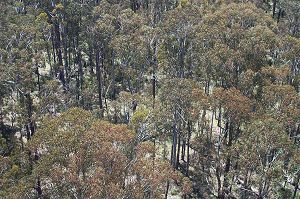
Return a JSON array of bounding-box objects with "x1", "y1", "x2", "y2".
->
[
  {"x1": 165, "y1": 181, "x2": 170, "y2": 199},
  {"x1": 68, "y1": 39, "x2": 72, "y2": 77},
  {"x1": 36, "y1": 65, "x2": 41, "y2": 92},
  {"x1": 210, "y1": 110, "x2": 214, "y2": 140},
  {"x1": 54, "y1": 20, "x2": 63, "y2": 67},
  {"x1": 277, "y1": 8, "x2": 282, "y2": 23},
  {"x1": 43, "y1": 34, "x2": 51, "y2": 67},
  {"x1": 95, "y1": 48, "x2": 104, "y2": 117},
  {"x1": 295, "y1": 125, "x2": 300, "y2": 144},
  {"x1": 33, "y1": 148, "x2": 42, "y2": 197},
  {"x1": 171, "y1": 110, "x2": 178, "y2": 168},
  {"x1": 176, "y1": 132, "x2": 181, "y2": 169},
  {"x1": 152, "y1": 74, "x2": 156, "y2": 108},
  {"x1": 76, "y1": 69, "x2": 80, "y2": 105},
  {"x1": 111, "y1": 50, "x2": 116, "y2": 100},
  {"x1": 258, "y1": 178, "x2": 268, "y2": 199},
  {"x1": 22, "y1": 0, "x2": 27, "y2": 14},
  {"x1": 89, "y1": 46, "x2": 94, "y2": 75},
  {"x1": 152, "y1": 40, "x2": 157, "y2": 108},
  {"x1": 272, "y1": 0, "x2": 277, "y2": 18},
  {"x1": 222, "y1": 122, "x2": 232, "y2": 198},
  {"x1": 54, "y1": 21, "x2": 65, "y2": 88},
  {"x1": 293, "y1": 174, "x2": 300, "y2": 199},
  {"x1": 178, "y1": 37, "x2": 185, "y2": 78},
  {"x1": 201, "y1": 109, "x2": 207, "y2": 134},
  {"x1": 186, "y1": 120, "x2": 191, "y2": 176},
  {"x1": 131, "y1": 0, "x2": 140, "y2": 12},
  {"x1": 181, "y1": 138, "x2": 186, "y2": 161},
  {"x1": 25, "y1": 93, "x2": 34, "y2": 139},
  {"x1": 51, "y1": 28, "x2": 56, "y2": 71},
  {"x1": 0, "y1": 96, "x2": 3, "y2": 124},
  {"x1": 216, "y1": 164, "x2": 222, "y2": 198},
  {"x1": 205, "y1": 79, "x2": 210, "y2": 95},
  {"x1": 62, "y1": 24, "x2": 69, "y2": 87},
  {"x1": 78, "y1": 50, "x2": 84, "y2": 106}
]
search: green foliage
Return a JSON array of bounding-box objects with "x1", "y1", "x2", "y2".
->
[
  {"x1": 130, "y1": 107, "x2": 149, "y2": 130},
  {"x1": 276, "y1": 187, "x2": 293, "y2": 199},
  {"x1": 1, "y1": 0, "x2": 300, "y2": 198},
  {"x1": 180, "y1": 0, "x2": 189, "y2": 7}
]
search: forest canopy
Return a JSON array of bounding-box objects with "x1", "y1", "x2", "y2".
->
[{"x1": 0, "y1": 0, "x2": 300, "y2": 198}]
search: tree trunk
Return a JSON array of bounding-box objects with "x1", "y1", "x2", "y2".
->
[
  {"x1": 95, "y1": 48, "x2": 104, "y2": 117},
  {"x1": 165, "y1": 181, "x2": 170, "y2": 199},
  {"x1": 0, "y1": 96, "x2": 3, "y2": 125},
  {"x1": 111, "y1": 50, "x2": 116, "y2": 100},
  {"x1": 53, "y1": 22, "x2": 65, "y2": 88},
  {"x1": 171, "y1": 110, "x2": 178, "y2": 168},
  {"x1": 152, "y1": 74, "x2": 156, "y2": 108},
  {"x1": 89, "y1": 46, "x2": 94, "y2": 75},
  {"x1": 78, "y1": 50, "x2": 84, "y2": 106},
  {"x1": 186, "y1": 120, "x2": 191, "y2": 176},
  {"x1": 25, "y1": 93, "x2": 35, "y2": 139},
  {"x1": 62, "y1": 24, "x2": 69, "y2": 87},
  {"x1": 51, "y1": 28, "x2": 56, "y2": 71},
  {"x1": 36, "y1": 65, "x2": 41, "y2": 92},
  {"x1": 176, "y1": 132, "x2": 181, "y2": 169},
  {"x1": 216, "y1": 165, "x2": 222, "y2": 198},
  {"x1": 181, "y1": 138, "x2": 186, "y2": 161},
  {"x1": 178, "y1": 37, "x2": 185, "y2": 78},
  {"x1": 293, "y1": 174, "x2": 300, "y2": 199},
  {"x1": 222, "y1": 122, "x2": 233, "y2": 198},
  {"x1": 272, "y1": 0, "x2": 277, "y2": 18}
]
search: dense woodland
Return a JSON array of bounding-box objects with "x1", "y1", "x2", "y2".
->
[{"x1": 0, "y1": 0, "x2": 300, "y2": 198}]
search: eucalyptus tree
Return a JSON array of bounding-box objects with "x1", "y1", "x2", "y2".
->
[
  {"x1": 159, "y1": 2, "x2": 203, "y2": 78},
  {"x1": 6, "y1": 108, "x2": 190, "y2": 198},
  {"x1": 193, "y1": 3, "x2": 278, "y2": 89}
]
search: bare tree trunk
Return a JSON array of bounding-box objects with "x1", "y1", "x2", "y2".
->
[
  {"x1": 181, "y1": 138, "x2": 186, "y2": 161},
  {"x1": 95, "y1": 48, "x2": 104, "y2": 117},
  {"x1": 111, "y1": 50, "x2": 116, "y2": 100},
  {"x1": 272, "y1": 0, "x2": 277, "y2": 18},
  {"x1": 178, "y1": 37, "x2": 185, "y2": 78},
  {"x1": 0, "y1": 96, "x2": 3, "y2": 125},
  {"x1": 171, "y1": 110, "x2": 178, "y2": 168},
  {"x1": 165, "y1": 181, "x2": 170, "y2": 199},
  {"x1": 36, "y1": 65, "x2": 41, "y2": 92},
  {"x1": 176, "y1": 132, "x2": 181, "y2": 169},
  {"x1": 293, "y1": 174, "x2": 300, "y2": 199},
  {"x1": 53, "y1": 22, "x2": 65, "y2": 88},
  {"x1": 25, "y1": 93, "x2": 35, "y2": 139},
  {"x1": 186, "y1": 120, "x2": 191, "y2": 176}
]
